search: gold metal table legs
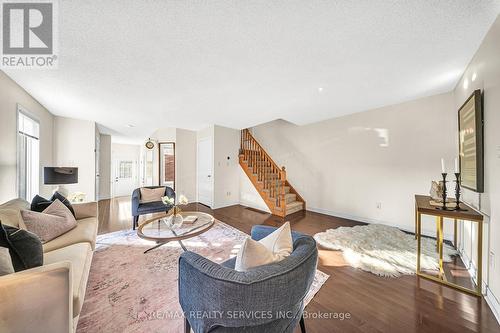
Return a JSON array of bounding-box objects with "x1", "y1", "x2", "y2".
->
[{"x1": 415, "y1": 212, "x2": 482, "y2": 296}]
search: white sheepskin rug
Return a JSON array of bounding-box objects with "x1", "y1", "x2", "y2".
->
[{"x1": 314, "y1": 224, "x2": 458, "y2": 277}]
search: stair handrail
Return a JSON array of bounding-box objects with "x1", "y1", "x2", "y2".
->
[
  {"x1": 240, "y1": 129, "x2": 285, "y2": 178},
  {"x1": 240, "y1": 129, "x2": 287, "y2": 212}
]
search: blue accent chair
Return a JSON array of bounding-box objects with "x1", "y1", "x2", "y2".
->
[
  {"x1": 131, "y1": 186, "x2": 175, "y2": 229},
  {"x1": 178, "y1": 225, "x2": 318, "y2": 333}
]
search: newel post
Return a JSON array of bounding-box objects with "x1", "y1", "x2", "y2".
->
[{"x1": 280, "y1": 166, "x2": 286, "y2": 214}]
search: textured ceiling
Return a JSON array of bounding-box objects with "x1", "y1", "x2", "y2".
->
[{"x1": 4, "y1": 1, "x2": 500, "y2": 143}]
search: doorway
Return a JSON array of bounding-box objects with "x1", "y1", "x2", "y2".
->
[
  {"x1": 197, "y1": 137, "x2": 213, "y2": 207},
  {"x1": 159, "y1": 142, "x2": 175, "y2": 189}
]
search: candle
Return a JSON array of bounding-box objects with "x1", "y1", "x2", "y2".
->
[
  {"x1": 441, "y1": 158, "x2": 446, "y2": 174},
  {"x1": 455, "y1": 157, "x2": 459, "y2": 173}
]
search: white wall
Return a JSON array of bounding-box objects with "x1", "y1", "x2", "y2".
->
[
  {"x1": 194, "y1": 125, "x2": 241, "y2": 209},
  {"x1": 175, "y1": 128, "x2": 197, "y2": 201},
  {"x1": 53, "y1": 117, "x2": 96, "y2": 200},
  {"x1": 213, "y1": 125, "x2": 240, "y2": 209},
  {"x1": 248, "y1": 92, "x2": 457, "y2": 236},
  {"x1": 239, "y1": 167, "x2": 271, "y2": 212},
  {"x1": 99, "y1": 134, "x2": 112, "y2": 199},
  {"x1": 453, "y1": 15, "x2": 500, "y2": 318},
  {"x1": 0, "y1": 71, "x2": 54, "y2": 202}
]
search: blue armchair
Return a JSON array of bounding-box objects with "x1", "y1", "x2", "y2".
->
[
  {"x1": 178, "y1": 225, "x2": 318, "y2": 333},
  {"x1": 131, "y1": 186, "x2": 175, "y2": 229}
]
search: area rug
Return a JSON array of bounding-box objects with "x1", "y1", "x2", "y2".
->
[
  {"x1": 314, "y1": 224, "x2": 457, "y2": 277},
  {"x1": 77, "y1": 221, "x2": 329, "y2": 333}
]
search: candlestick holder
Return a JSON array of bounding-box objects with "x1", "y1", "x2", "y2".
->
[
  {"x1": 454, "y1": 172, "x2": 467, "y2": 211},
  {"x1": 441, "y1": 173, "x2": 447, "y2": 210}
]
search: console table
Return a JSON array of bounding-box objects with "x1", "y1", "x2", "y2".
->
[{"x1": 414, "y1": 195, "x2": 484, "y2": 296}]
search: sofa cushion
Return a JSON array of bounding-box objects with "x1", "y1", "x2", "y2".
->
[
  {"x1": 44, "y1": 242, "x2": 93, "y2": 318},
  {"x1": 43, "y1": 217, "x2": 98, "y2": 253},
  {"x1": 0, "y1": 223, "x2": 43, "y2": 271},
  {"x1": 31, "y1": 192, "x2": 76, "y2": 217},
  {"x1": 137, "y1": 201, "x2": 168, "y2": 214},
  {"x1": 0, "y1": 246, "x2": 15, "y2": 276},
  {"x1": 140, "y1": 187, "x2": 165, "y2": 203},
  {"x1": 21, "y1": 200, "x2": 78, "y2": 243},
  {"x1": 0, "y1": 198, "x2": 30, "y2": 211},
  {"x1": 0, "y1": 199, "x2": 30, "y2": 228}
]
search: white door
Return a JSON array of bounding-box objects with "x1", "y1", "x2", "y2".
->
[
  {"x1": 197, "y1": 137, "x2": 213, "y2": 207},
  {"x1": 113, "y1": 159, "x2": 138, "y2": 197}
]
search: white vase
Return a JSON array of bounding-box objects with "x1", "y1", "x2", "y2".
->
[{"x1": 167, "y1": 213, "x2": 184, "y2": 229}]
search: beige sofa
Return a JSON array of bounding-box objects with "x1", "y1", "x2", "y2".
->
[{"x1": 0, "y1": 198, "x2": 98, "y2": 333}]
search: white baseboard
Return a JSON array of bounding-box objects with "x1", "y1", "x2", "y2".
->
[
  {"x1": 485, "y1": 285, "x2": 500, "y2": 324},
  {"x1": 212, "y1": 201, "x2": 240, "y2": 210},
  {"x1": 307, "y1": 206, "x2": 455, "y2": 240}
]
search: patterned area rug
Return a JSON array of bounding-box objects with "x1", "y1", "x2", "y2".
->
[{"x1": 77, "y1": 221, "x2": 329, "y2": 333}]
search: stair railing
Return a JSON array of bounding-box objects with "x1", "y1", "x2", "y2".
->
[{"x1": 240, "y1": 129, "x2": 287, "y2": 213}]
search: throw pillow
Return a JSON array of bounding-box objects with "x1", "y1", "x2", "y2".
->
[
  {"x1": 31, "y1": 192, "x2": 75, "y2": 217},
  {"x1": 140, "y1": 187, "x2": 165, "y2": 203},
  {"x1": 235, "y1": 222, "x2": 293, "y2": 272},
  {"x1": 259, "y1": 222, "x2": 293, "y2": 260},
  {"x1": 0, "y1": 222, "x2": 43, "y2": 272},
  {"x1": 21, "y1": 199, "x2": 77, "y2": 243},
  {"x1": 235, "y1": 238, "x2": 276, "y2": 272},
  {"x1": 0, "y1": 208, "x2": 26, "y2": 229},
  {"x1": 0, "y1": 246, "x2": 15, "y2": 276}
]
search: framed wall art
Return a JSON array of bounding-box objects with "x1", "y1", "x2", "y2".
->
[{"x1": 458, "y1": 89, "x2": 484, "y2": 192}]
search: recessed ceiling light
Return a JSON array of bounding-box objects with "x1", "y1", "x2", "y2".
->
[
  {"x1": 472, "y1": 72, "x2": 477, "y2": 81},
  {"x1": 318, "y1": 87, "x2": 324, "y2": 93},
  {"x1": 127, "y1": 124, "x2": 135, "y2": 128},
  {"x1": 463, "y1": 79, "x2": 469, "y2": 90}
]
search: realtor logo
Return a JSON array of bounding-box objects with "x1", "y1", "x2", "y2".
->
[{"x1": 1, "y1": 0, "x2": 58, "y2": 68}]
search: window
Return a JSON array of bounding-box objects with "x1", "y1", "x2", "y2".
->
[
  {"x1": 119, "y1": 161, "x2": 133, "y2": 178},
  {"x1": 17, "y1": 108, "x2": 40, "y2": 201}
]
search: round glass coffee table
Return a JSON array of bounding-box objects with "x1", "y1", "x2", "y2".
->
[{"x1": 137, "y1": 211, "x2": 215, "y2": 254}]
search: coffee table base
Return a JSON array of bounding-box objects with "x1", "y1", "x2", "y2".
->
[{"x1": 144, "y1": 239, "x2": 187, "y2": 254}]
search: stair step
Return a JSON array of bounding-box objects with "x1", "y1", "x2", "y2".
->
[
  {"x1": 261, "y1": 185, "x2": 290, "y2": 195},
  {"x1": 257, "y1": 173, "x2": 279, "y2": 180},
  {"x1": 286, "y1": 201, "x2": 303, "y2": 215},
  {"x1": 285, "y1": 193, "x2": 296, "y2": 204}
]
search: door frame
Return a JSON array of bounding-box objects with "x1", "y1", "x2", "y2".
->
[
  {"x1": 158, "y1": 142, "x2": 175, "y2": 190},
  {"x1": 196, "y1": 136, "x2": 214, "y2": 208}
]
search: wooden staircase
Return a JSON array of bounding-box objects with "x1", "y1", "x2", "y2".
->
[{"x1": 239, "y1": 129, "x2": 305, "y2": 217}]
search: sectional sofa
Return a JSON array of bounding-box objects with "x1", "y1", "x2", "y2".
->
[{"x1": 0, "y1": 198, "x2": 98, "y2": 333}]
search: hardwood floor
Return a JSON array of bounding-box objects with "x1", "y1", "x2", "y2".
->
[{"x1": 98, "y1": 197, "x2": 500, "y2": 333}]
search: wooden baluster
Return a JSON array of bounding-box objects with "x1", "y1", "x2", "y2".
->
[
  {"x1": 263, "y1": 155, "x2": 267, "y2": 190},
  {"x1": 244, "y1": 130, "x2": 247, "y2": 161},
  {"x1": 251, "y1": 139, "x2": 254, "y2": 168},
  {"x1": 260, "y1": 151, "x2": 266, "y2": 183},
  {"x1": 252, "y1": 140, "x2": 255, "y2": 169},
  {"x1": 257, "y1": 150, "x2": 261, "y2": 182},
  {"x1": 280, "y1": 166, "x2": 286, "y2": 212},
  {"x1": 271, "y1": 167, "x2": 276, "y2": 199}
]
